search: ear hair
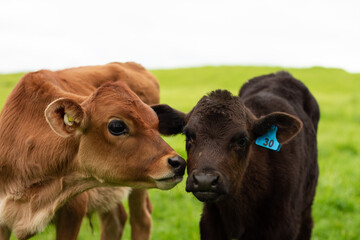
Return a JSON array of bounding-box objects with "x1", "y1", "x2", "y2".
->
[
  {"x1": 151, "y1": 104, "x2": 186, "y2": 135},
  {"x1": 253, "y1": 112, "x2": 303, "y2": 144},
  {"x1": 45, "y1": 98, "x2": 85, "y2": 137}
]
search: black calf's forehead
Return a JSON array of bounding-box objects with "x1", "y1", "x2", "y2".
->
[
  {"x1": 185, "y1": 90, "x2": 254, "y2": 138},
  {"x1": 187, "y1": 90, "x2": 251, "y2": 125}
]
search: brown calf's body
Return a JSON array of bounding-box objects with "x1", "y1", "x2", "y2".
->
[
  {"x1": 0, "y1": 62, "x2": 185, "y2": 240},
  {"x1": 153, "y1": 71, "x2": 319, "y2": 240}
]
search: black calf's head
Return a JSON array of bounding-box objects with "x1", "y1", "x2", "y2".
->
[{"x1": 152, "y1": 90, "x2": 302, "y2": 202}]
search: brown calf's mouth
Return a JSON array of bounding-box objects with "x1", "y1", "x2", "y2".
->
[
  {"x1": 154, "y1": 175, "x2": 183, "y2": 190},
  {"x1": 156, "y1": 175, "x2": 183, "y2": 182}
]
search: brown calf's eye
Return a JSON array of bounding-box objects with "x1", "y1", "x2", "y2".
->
[{"x1": 108, "y1": 120, "x2": 129, "y2": 136}]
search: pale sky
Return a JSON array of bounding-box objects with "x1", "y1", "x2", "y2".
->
[{"x1": 0, "y1": 0, "x2": 359, "y2": 73}]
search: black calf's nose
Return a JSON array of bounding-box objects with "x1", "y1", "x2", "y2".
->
[
  {"x1": 192, "y1": 172, "x2": 220, "y2": 191},
  {"x1": 168, "y1": 156, "x2": 186, "y2": 176}
]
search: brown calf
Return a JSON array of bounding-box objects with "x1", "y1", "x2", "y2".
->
[
  {"x1": 153, "y1": 71, "x2": 319, "y2": 239},
  {"x1": 0, "y1": 62, "x2": 186, "y2": 240}
]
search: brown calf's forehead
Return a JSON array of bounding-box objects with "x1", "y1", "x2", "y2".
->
[{"x1": 86, "y1": 82, "x2": 159, "y2": 129}]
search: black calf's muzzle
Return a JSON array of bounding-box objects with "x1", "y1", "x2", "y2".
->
[{"x1": 186, "y1": 170, "x2": 228, "y2": 202}]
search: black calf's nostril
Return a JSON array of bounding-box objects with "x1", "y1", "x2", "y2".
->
[
  {"x1": 193, "y1": 174, "x2": 199, "y2": 186},
  {"x1": 211, "y1": 175, "x2": 219, "y2": 187}
]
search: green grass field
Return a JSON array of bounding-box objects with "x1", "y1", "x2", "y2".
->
[{"x1": 1, "y1": 66, "x2": 359, "y2": 239}]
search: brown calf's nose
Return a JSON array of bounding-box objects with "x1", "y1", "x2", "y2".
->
[{"x1": 168, "y1": 156, "x2": 186, "y2": 176}]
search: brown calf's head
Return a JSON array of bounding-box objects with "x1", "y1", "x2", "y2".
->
[
  {"x1": 153, "y1": 90, "x2": 302, "y2": 201},
  {"x1": 45, "y1": 81, "x2": 186, "y2": 190}
]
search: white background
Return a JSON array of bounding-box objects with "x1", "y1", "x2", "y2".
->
[{"x1": 0, "y1": 0, "x2": 359, "y2": 73}]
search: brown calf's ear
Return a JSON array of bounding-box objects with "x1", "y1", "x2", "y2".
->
[
  {"x1": 253, "y1": 112, "x2": 303, "y2": 144},
  {"x1": 45, "y1": 98, "x2": 85, "y2": 137},
  {"x1": 151, "y1": 104, "x2": 186, "y2": 135}
]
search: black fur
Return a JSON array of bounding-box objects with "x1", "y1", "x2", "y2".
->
[{"x1": 154, "y1": 71, "x2": 320, "y2": 240}]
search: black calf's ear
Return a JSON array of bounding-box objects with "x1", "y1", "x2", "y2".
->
[
  {"x1": 253, "y1": 112, "x2": 303, "y2": 144},
  {"x1": 151, "y1": 104, "x2": 186, "y2": 135}
]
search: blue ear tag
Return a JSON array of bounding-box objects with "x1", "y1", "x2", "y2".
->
[{"x1": 255, "y1": 125, "x2": 281, "y2": 152}]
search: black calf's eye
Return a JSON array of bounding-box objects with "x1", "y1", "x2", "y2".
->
[
  {"x1": 237, "y1": 137, "x2": 247, "y2": 147},
  {"x1": 230, "y1": 132, "x2": 249, "y2": 150},
  {"x1": 182, "y1": 128, "x2": 196, "y2": 151},
  {"x1": 108, "y1": 120, "x2": 129, "y2": 136}
]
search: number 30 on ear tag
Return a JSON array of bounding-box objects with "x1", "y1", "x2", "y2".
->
[{"x1": 255, "y1": 125, "x2": 281, "y2": 152}]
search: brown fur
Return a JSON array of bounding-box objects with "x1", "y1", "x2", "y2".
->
[
  {"x1": 153, "y1": 71, "x2": 319, "y2": 240},
  {"x1": 0, "y1": 62, "x2": 185, "y2": 240}
]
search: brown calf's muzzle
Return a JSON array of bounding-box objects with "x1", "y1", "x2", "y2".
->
[
  {"x1": 154, "y1": 155, "x2": 186, "y2": 190},
  {"x1": 186, "y1": 169, "x2": 229, "y2": 202},
  {"x1": 140, "y1": 131, "x2": 186, "y2": 190},
  {"x1": 168, "y1": 156, "x2": 186, "y2": 177}
]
